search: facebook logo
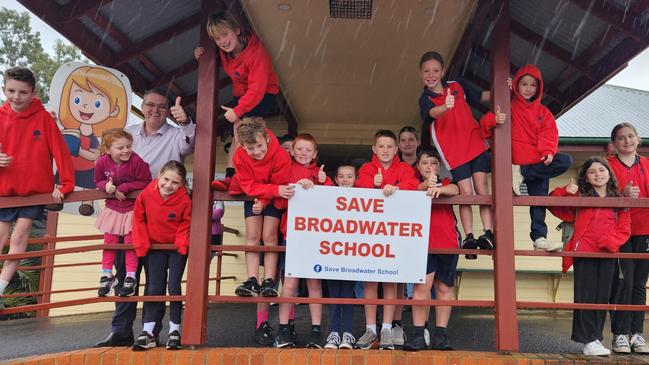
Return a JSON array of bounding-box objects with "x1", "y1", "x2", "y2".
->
[{"x1": 313, "y1": 264, "x2": 322, "y2": 273}]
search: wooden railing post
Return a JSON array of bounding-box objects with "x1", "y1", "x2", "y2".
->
[{"x1": 35, "y1": 211, "x2": 58, "y2": 318}]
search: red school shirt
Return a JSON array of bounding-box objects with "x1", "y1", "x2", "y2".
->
[
  {"x1": 607, "y1": 154, "x2": 649, "y2": 235},
  {"x1": 426, "y1": 177, "x2": 462, "y2": 250},
  {"x1": 357, "y1": 155, "x2": 419, "y2": 190}
]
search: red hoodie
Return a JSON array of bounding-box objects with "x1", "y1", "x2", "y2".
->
[
  {"x1": 424, "y1": 177, "x2": 462, "y2": 250},
  {"x1": 280, "y1": 161, "x2": 334, "y2": 235},
  {"x1": 607, "y1": 155, "x2": 649, "y2": 235},
  {"x1": 484, "y1": 64, "x2": 559, "y2": 165},
  {"x1": 548, "y1": 187, "x2": 631, "y2": 272},
  {"x1": 0, "y1": 98, "x2": 75, "y2": 196},
  {"x1": 357, "y1": 155, "x2": 419, "y2": 190},
  {"x1": 229, "y1": 129, "x2": 291, "y2": 209},
  {"x1": 132, "y1": 180, "x2": 192, "y2": 257},
  {"x1": 220, "y1": 33, "x2": 280, "y2": 118}
]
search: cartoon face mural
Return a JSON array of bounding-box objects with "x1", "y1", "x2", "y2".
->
[{"x1": 49, "y1": 62, "x2": 132, "y2": 215}]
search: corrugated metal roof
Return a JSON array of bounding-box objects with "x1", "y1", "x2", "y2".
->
[{"x1": 557, "y1": 84, "x2": 649, "y2": 137}]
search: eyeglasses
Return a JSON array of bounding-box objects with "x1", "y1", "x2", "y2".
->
[{"x1": 142, "y1": 102, "x2": 168, "y2": 110}]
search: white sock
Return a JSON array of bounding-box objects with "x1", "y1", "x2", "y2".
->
[
  {"x1": 382, "y1": 323, "x2": 392, "y2": 331},
  {"x1": 169, "y1": 321, "x2": 181, "y2": 334},
  {"x1": 0, "y1": 279, "x2": 9, "y2": 295},
  {"x1": 143, "y1": 322, "x2": 155, "y2": 336},
  {"x1": 366, "y1": 325, "x2": 376, "y2": 334}
]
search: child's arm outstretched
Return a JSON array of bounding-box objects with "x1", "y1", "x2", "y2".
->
[
  {"x1": 547, "y1": 178, "x2": 578, "y2": 222},
  {"x1": 46, "y1": 114, "x2": 75, "y2": 201},
  {"x1": 132, "y1": 194, "x2": 151, "y2": 257},
  {"x1": 536, "y1": 108, "x2": 559, "y2": 166},
  {"x1": 175, "y1": 200, "x2": 192, "y2": 255}
]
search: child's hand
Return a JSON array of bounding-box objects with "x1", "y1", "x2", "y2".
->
[
  {"x1": 427, "y1": 174, "x2": 437, "y2": 189},
  {"x1": 495, "y1": 105, "x2": 506, "y2": 124},
  {"x1": 0, "y1": 143, "x2": 14, "y2": 167},
  {"x1": 507, "y1": 77, "x2": 512, "y2": 90},
  {"x1": 51, "y1": 188, "x2": 64, "y2": 203},
  {"x1": 114, "y1": 190, "x2": 126, "y2": 201},
  {"x1": 170, "y1": 96, "x2": 188, "y2": 125},
  {"x1": 279, "y1": 185, "x2": 295, "y2": 199},
  {"x1": 445, "y1": 88, "x2": 455, "y2": 109},
  {"x1": 427, "y1": 186, "x2": 442, "y2": 198},
  {"x1": 252, "y1": 198, "x2": 264, "y2": 214},
  {"x1": 318, "y1": 164, "x2": 326, "y2": 183},
  {"x1": 296, "y1": 178, "x2": 314, "y2": 189},
  {"x1": 541, "y1": 153, "x2": 554, "y2": 166},
  {"x1": 565, "y1": 178, "x2": 578, "y2": 195},
  {"x1": 221, "y1": 105, "x2": 239, "y2": 124},
  {"x1": 105, "y1": 177, "x2": 116, "y2": 194},
  {"x1": 49, "y1": 110, "x2": 58, "y2": 122},
  {"x1": 383, "y1": 184, "x2": 398, "y2": 197},
  {"x1": 374, "y1": 169, "x2": 383, "y2": 187},
  {"x1": 624, "y1": 180, "x2": 641, "y2": 198},
  {"x1": 194, "y1": 46, "x2": 204, "y2": 60}
]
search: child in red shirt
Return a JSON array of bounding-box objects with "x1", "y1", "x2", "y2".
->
[
  {"x1": 355, "y1": 129, "x2": 418, "y2": 350},
  {"x1": 94, "y1": 128, "x2": 151, "y2": 298},
  {"x1": 403, "y1": 150, "x2": 460, "y2": 351},
  {"x1": 0, "y1": 67, "x2": 75, "y2": 308},
  {"x1": 131, "y1": 161, "x2": 191, "y2": 351},
  {"x1": 549, "y1": 157, "x2": 630, "y2": 356},
  {"x1": 275, "y1": 133, "x2": 333, "y2": 349},
  {"x1": 418, "y1": 51, "x2": 495, "y2": 256},
  {"x1": 607, "y1": 122, "x2": 649, "y2": 353}
]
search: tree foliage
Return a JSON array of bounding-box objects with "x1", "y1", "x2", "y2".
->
[{"x1": 0, "y1": 7, "x2": 84, "y2": 102}]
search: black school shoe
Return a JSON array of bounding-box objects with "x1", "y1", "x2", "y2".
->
[
  {"x1": 235, "y1": 277, "x2": 261, "y2": 297},
  {"x1": 461, "y1": 233, "x2": 478, "y2": 260},
  {"x1": 274, "y1": 326, "x2": 296, "y2": 348},
  {"x1": 477, "y1": 229, "x2": 495, "y2": 250},
  {"x1": 430, "y1": 330, "x2": 453, "y2": 350},
  {"x1": 403, "y1": 333, "x2": 427, "y2": 351},
  {"x1": 166, "y1": 331, "x2": 182, "y2": 350},
  {"x1": 93, "y1": 332, "x2": 134, "y2": 347},
  {"x1": 260, "y1": 278, "x2": 278, "y2": 297},
  {"x1": 306, "y1": 327, "x2": 323, "y2": 349},
  {"x1": 254, "y1": 321, "x2": 275, "y2": 346}
]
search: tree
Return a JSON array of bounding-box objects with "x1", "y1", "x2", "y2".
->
[{"x1": 0, "y1": 7, "x2": 84, "y2": 102}]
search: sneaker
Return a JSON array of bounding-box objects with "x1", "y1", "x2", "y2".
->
[
  {"x1": 79, "y1": 203, "x2": 95, "y2": 216},
  {"x1": 391, "y1": 324, "x2": 406, "y2": 347},
  {"x1": 431, "y1": 331, "x2": 452, "y2": 350},
  {"x1": 260, "y1": 278, "x2": 278, "y2": 297},
  {"x1": 166, "y1": 331, "x2": 182, "y2": 350},
  {"x1": 254, "y1": 321, "x2": 275, "y2": 346},
  {"x1": 118, "y1": 277, "x2": 137, "y2": 297},
  {"x1": 477, "y1": 230, "x2": 495, "y2": 250},
  {"x1": 132, "y1": 331, "x2": 156, "y2": 351},
  {"x1": 235, "y1": 277, "x2": 261, "y2": 297},
  {"x1": 379, "y1": 328, "x2": 394, "y2": 350},
  {"x1": 339, "y1": 332, "x2": 356, "y2": 349},
  {"x1": 98, "y1": 276, "x2": 116, "y2": 297},
  {"x1": 290, "y1": 322, "x2": 297, "y2": 342},
  {"x1": 462, "y1": 233, "x2": 478, "y2": 260},
  {"x1": 274, "y1": 326, "x2": 295, "y2": 348},
  {"x1": 355, "y1": 329, "x2": 378, "y2": 349},
  {"x1": 306, "y1": 327, "x2": 323, "y2": 349},
  {"x1": 612, "y1": 334, "x2": 630, "y2": 354},
  {"x1": 631, "y1": 333, "x2": 649, "y2": 354},
  {"x1": 424, "y1": 328, "x2": 430, "y2": 347},
  {"x1": 533, "y1": 237, "x2": 563, "y2": 252},
  {"x1": 583, "y1": 340, "x2": 610, "y2": 356},
  {"x1": 512, "y1": 165, "x2": 524, "y2": 196},
  {"x1": 324, "y1": 332, "x2": 341, "y2": 349},
  {"x1": 403, "y1": 332, "x2": 427, "y2": 351}
]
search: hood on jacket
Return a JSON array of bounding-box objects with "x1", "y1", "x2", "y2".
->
[
  {"x1": 0, "y1": 98, "x2": 44, "y2": 119},
  {"x1": 512, "y1": 64, "x2": 544, "y2": 106}
]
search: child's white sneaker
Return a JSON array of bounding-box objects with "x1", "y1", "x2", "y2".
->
[
  {"x1": 612, "y1": 334, "x2": 631, "y2": 354},
  {"x1": 631, "y1": 333, "x2": 649, "y2": 354},
  {"x1": 512, "y1": 165, "x2": 524, "y2": 196},
  {"x1": 533, "y1": 237, "x2": 563, "y2": 252},
  {"x1": 583, "y1": 340, "x2": 611, "y2": 356}
]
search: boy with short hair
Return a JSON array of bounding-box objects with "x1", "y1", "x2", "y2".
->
[
  {"x1": 355, "y1": 129, "x2": 418, "y2": 350},
  {"x1": 0, "y1": 67, "x2": 75, "y2": 308}
]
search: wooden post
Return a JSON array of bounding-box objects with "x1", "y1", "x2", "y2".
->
[
  {"x1": 36, "y1": 211, "x2": 58, "y2": 318},
  {"x1": 182, "y1": 0, "x2": 222, "y2": 346},
  {"x1": 489, "y1": 0, "x2": 519, "y2": 352}
]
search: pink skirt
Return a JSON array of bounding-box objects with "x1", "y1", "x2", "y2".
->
[{"x1": 95, "y1": 208, "x2": 133, "y2": 236}]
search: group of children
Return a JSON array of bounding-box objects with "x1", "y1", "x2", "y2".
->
[{"x1": 0, "y1": 9, "x2": 647, "y2": 357}]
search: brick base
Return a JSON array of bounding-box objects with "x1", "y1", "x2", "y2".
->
[{"x1": 10, "y1": 348, "x2": 649, "y2": 365}]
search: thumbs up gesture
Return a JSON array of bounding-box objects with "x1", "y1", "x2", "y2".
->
[
  {"x1": 445, "y1": 88, "x2": 455, "y2": 109},
  {"x1": 494, "y1": 105, "x2": 506, "y2": 124},
  {"x1": 0, "y1": 143, "x2": 14, "y2": 167},
  {"x1": 170, "y1": 96, "x2": 188, "y2": 125},
  {"x1": 252, "y1": 198, "x2": 263, "y2": 215},
  {"x1": 318, "y1": 164, "x2": 326, "y2": 183},
  {"x1": 374, "y1": 169, "x2": 383, "y2": 187},
  {"x1": 221, "y1": 105, "x2": 240, "y2": 124},
  {"x1": 624, "y1": 180, "x2": 641, "y2": 198},
  {"x1": 566, "y1": 178, "x2": 578, "y2": 195},
  {"x1": 105, "y1": 177, "x2": 117, "y2": 194},
  {"x1": 428, "y1": 173, "x2": 438, "y2": 188}
]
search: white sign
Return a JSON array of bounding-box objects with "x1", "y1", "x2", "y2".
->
[{"x1": 286, "y1": 185, "x2": 431, "y2": 283}]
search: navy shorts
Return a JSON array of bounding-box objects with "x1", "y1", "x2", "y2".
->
[
  {"x1": 243, "y1": 200, "x2": 284, "y2": 219},
  {"x1": 226, "y1": 93, "x2": 278, "y2": 118},
  {"x1": 0, "y1": 205, "x2": 44, "y2": 222},
  {"x1": 426, "y1": 254, "x2": 459, "y2": 287},
  {"x1": 450, "y1": 149, "x2": 492, "y2": 182}
]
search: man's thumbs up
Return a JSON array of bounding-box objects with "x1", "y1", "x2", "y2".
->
[
  {"x1": 318, "y1": 164, "x2": 326, "y2": 183},
  {"x1": 170, "y1": 96, "x2": 188, "y2": 125},
  {"x1": 445, "y1": 88, "x2": 455, "y2": 109}
]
